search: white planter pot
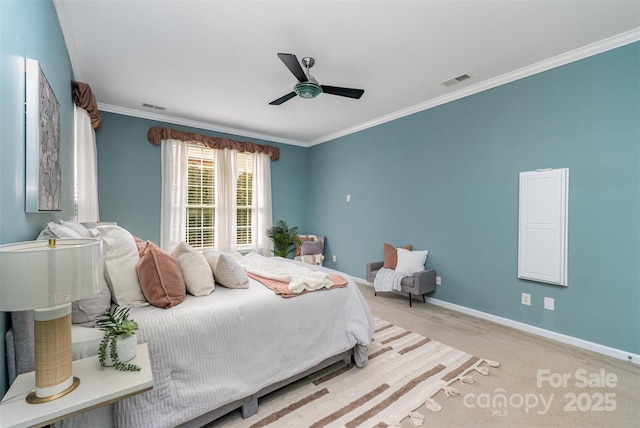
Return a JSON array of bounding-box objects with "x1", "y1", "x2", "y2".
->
[{"x1": 103, "y1": 333, "x2": 137, "y2": 366}]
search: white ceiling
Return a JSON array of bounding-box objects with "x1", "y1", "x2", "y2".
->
[{"x1": 54, "y1": 1, "x2": 640, "y2": 147}]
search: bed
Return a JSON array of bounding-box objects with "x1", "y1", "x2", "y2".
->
[{"x1": 5, "y1": 233, "x2": 374, "y2": 427}]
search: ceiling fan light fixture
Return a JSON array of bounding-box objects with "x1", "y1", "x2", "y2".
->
[
  {"x1": 270, "y1": 53, "x2": 363, "y2": 105},
  {"x1": 294, "y1": 81, "x2": 322, "y2": 99}
]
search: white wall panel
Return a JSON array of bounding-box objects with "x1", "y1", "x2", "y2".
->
[{"x1": 518, "y1": 169, "x2": 569, "y2": 286}]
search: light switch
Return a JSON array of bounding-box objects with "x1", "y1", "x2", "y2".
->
[{"x1": 544, "y1": 297, "x2": 555, "y2": 311}]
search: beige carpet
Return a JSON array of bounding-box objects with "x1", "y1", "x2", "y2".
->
[
  {"x1": 218, "y1": 318, "x2": 499, "y2": 428},
  {"x1": 359, "y1": 283, "x2": 640, "y2": 428},
  {"x1": 209, "y1": 283, "x2": 640, "y2": 427}
]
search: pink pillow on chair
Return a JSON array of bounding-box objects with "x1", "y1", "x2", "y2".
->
[{"x1": 383, "y1": 243, "x2": 412, "y2": 269}]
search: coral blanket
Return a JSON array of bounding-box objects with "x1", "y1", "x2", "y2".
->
[{"x1": 248, "y1": 272, "x2": 348, "y2": 297}]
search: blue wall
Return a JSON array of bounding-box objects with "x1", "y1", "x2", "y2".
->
[
  {"x1": 96, "y1": 112, "x2": 309, "y2": 243},
  {"x1": 308, "y1": 43, "x2": 640, "y2": 355},
  {"x1": 0, "y1": 0, "x2": 75, "y2": 394},
  {"x1": 1, "y1": 0, "x2": 637, "y2": 397}
]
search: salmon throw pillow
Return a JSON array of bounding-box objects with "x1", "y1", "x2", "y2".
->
[
  {"x1": 383, "y1": 243, "x2": 413, "y2": 269},
  {"x1": 137, "y1": 241, "x2": 186, "y2": 308}
]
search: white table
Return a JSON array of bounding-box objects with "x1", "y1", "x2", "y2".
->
[{"x1": 0, "y1": 343, "x2": 153, "y2": 428}]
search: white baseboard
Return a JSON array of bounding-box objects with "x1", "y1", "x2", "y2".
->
[{"x1": 354, "y1": 278, "x2": 639, "y2": 365}]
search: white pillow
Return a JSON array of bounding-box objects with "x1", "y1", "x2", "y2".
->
[
  {"x1": 59, "y1": 219, "x2": 93, "y2": 237},
  {"x1": 395, "y1": 248, "x2": 428, "y2": 274},
  {"x1": 95, "y1": 225, "x2": 148, "y2": 307},
  {"x1": 170, "y1": 242, "x2": 215, "y2": 296},
  {"x1": 71, "y1": 324, "x2": 104, "y2": 360},
  {"x1": 37, "y1": 222, "x2": 82, "y2": 240},
  {"x1": 81, "y1": 221, "x2": 117, "y2": 237},
  {"x1": 204, "y1": 250, "x2": 249, "y2": 289},
  {"x1": 81, "y1": 221, "x2": 116, "y2": 229},
  {"x1": 71, "y1": 278, "x2": 111, "y2": 327}
]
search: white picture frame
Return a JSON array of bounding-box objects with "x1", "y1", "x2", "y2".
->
[{"x1": 25, "y1": 58, "x2": 61, "y2": 212}]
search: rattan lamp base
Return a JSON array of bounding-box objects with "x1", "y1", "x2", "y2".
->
[
  {"x1": 26, "y1": 377, "x2": 80, "y2": 404},
  {"x1": 30, "y1": 304, "x2": 75, "y2": 404}
]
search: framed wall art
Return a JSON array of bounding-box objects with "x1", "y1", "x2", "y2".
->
[{"x1": 25, "y1": 58, "x2": 61, "y2": 212}]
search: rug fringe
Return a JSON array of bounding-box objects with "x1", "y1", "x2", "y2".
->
[
  {"x1": 409, "y1": 410, "x2": 425, "y2": 425},
  {"x1": 424, "y1": 398, "x2": 442, "y2": 412},
  {"x1": 442, "y1": 385, "x2": 459, "y2": 397},
  {"x1": 485, "y1": 359, "x2": 500, "y2": 367},
  {"x1": 475, "y1": 366, "x2": 490, "y2": 376},
  {"x1": 459, "y1": 374, "x2": 475, "y2": 384},
  {"x1": 398, "y1": 356, "x2": 501, "y2": 427}
]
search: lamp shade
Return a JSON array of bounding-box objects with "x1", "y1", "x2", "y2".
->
[{"x1": 0, "y1": 238, "x2": 102, "y2": 311}]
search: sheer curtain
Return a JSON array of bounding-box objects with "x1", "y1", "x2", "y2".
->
[
  {"x1": 251, "y1": 153, "x2": 273, "y2": 255},
  {"x1": 215, "y1": 149, "x2": 237, "y2": 253},
  {"x1": 73, "y1": 105, "x2": 99, "y2": 222},
  {"x1": 160, "y1": 139, "x2": 188, "y2": 251}
]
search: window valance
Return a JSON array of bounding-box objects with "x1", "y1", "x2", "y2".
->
[
  {"x1": 147, "y1": 126, "x2": 279, "y2": 161},
  {"x1": 71, "y1": 81, "x2": 101, "y2": 130}
]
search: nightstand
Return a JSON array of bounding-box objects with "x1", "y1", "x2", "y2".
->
[{"x1": 0, "y1": 343, "x2": 153, "y2": 428}]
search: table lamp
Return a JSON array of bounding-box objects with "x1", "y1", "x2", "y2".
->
[{"x1": 0, "y1": 238, "x2": 102, "y2": 404}]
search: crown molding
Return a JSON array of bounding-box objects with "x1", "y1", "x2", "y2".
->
[
  {"x1": 53, "y1": 0, "x2": 84, "y2": 81},
  {"x1": 97, "y1": 104, "x2": 306, "y2": 147},
  {"x1": 96, "y1": 28, "x2": 638, "y2": 148},
  {"x1": 309, "y1": 28, "x2": 640, "y2": 146}
]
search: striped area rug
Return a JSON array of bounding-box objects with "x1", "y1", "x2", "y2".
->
[{"x1": 220, "y1": 318, "x2": 499, "y2": 428}]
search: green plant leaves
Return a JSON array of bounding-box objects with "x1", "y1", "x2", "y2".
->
[
  {"x1": 97, "y1": 307, "x2": 141, "y2": 372},
  {"x1": 266, "y1": 220, "x2": 301, "y2": 258}
]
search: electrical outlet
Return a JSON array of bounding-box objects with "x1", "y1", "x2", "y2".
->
[
  {"x1": 332, "y1": 255, "x2": 337, "y2": 262},
  {"x1": 435, "y1": 276, "x2": 442, "y2": 285},
  {"x1": 346, "y1": 194, "x2": 351, "y2": 202},
  {"x1": 522, "y1": 293, "x2": 531, "y2": 306},
  {"x1": 544, "y1": 297, "x2": 555, "y2": 311}
]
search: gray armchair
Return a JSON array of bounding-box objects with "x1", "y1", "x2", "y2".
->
[{"x1": 366, "y1": 261, "x2": 436, "y2": 307}]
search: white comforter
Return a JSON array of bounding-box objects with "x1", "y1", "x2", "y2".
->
[
  {"x1": 113, "y1": 259, "x2": 374, "y2": 428},
  {"x1": 241, "y1": 252, "x2": 334, "y2": 292}
]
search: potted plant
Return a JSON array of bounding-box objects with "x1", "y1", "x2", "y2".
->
[
  {"x1": 97, "y1": 307, "x2": 141, "y2": 372},
  {"x1": 266, "y1": 220, "x2": 301, "y2": 258}
]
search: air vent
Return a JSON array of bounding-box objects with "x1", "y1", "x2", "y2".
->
[
  {"x1": 141, "y1": 103, "x2": 166, "y2": 111},
  {"x1": 440, "y1": 73, "x2": 472, "y2": 87}
]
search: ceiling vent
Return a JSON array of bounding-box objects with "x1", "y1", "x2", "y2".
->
[
  {"x1": 141, "y1": 103, "x2": 166, "y2": 111},
  {"x1": 440, "y1": 73, "x2": 472, "y2": 87}
]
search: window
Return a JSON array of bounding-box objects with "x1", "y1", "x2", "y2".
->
[
  {"x1": 186, "y1": 145, "x2": 215, "y2": 249},
  {"x1": 236, "y1": 152, "x2": 253, "y2": 247},
  {"x1": 185, "y1": 145, "x2": 254, "y2": 250},
  {"x1": 162, "y1": 138, "x2": 271, "y2": 254}
]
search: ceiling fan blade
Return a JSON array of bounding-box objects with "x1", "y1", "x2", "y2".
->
[
  {"x1": 269, "y1": 91, "x2": 297, "y2": 105},
  {"x1": 321, "y1": 85, "x2": 365, "y2": 99},
  {"x1": 277, "y1": 53, "x2": 308, "y2": 83}
]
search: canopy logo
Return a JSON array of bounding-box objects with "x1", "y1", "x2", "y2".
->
[{"x1": 463, "y1": 368, "x2": 619, "y2": 417}]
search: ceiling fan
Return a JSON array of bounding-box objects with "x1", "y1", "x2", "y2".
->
[{"x1": 269, "y1": 53, "x2": 365, "y2": 105}]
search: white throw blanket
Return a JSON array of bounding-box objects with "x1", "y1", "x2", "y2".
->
[
  {"x1": 374, "y1": 267, "x2": 411, "y2": 292},
  {"x1": 241, "y1": 252, "x2": 333, "y2": 293}
]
